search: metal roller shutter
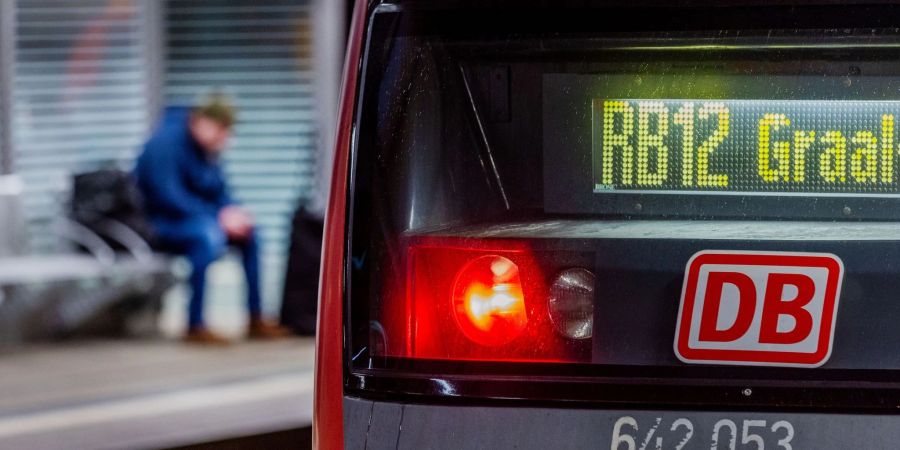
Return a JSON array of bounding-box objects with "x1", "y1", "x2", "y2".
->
[
  {"x1": 13, "y1": 0, "x2": 152, "y2": 252},
  {"x1": 164, "y1": 0, "x2": 316, "y2": 305}
]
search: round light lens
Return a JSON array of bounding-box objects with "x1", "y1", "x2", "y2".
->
[
  {"x1": 548, "y1": 268, "x2": 595, "y2": 340},
  {"x1": 451, "y1": 255, "x2": 527, "y2": 346}
]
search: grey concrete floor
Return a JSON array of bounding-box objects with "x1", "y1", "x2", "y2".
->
[
  {"x1": 0, "y1": 259, "x2": 315, "y2": 449},
  {"x1": 0, "y1": 338, "x2": 314, "y2": 449}
]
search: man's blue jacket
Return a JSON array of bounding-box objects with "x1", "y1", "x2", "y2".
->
[{"x1": 134, "y1": 107, "x2": 233, "y2": 226}]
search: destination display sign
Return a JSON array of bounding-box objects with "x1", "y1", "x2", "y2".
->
[{"x1": 593, "y1": 99, "x2": 900, "y2": 196}]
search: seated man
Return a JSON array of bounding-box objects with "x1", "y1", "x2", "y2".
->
[{"x1": 134, "y1": 95, "x2": 290, "y2": 344}]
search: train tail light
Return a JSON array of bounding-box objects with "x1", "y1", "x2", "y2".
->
[
  {"x1": 397, "y1": 238, "x2": 591, "y2": 362},
  {"x1": 452, "y1": 255, "x2": 528, "y2": 347}
]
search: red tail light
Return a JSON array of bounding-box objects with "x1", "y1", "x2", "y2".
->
[
  {"x1": 452, "y1": 255, "x2": 528, "y2": 346},
  {"x1": 392, "y1": 237, "x2": 591, "y2": 362}
]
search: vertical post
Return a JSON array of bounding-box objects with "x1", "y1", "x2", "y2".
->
[
  {"x1": 141, "y1": 0, "x2": 166, "y2": 131},
  {"x1": 307, "y1": 0, "x2": 347, "y2": 219},
  {"x1": 0, "y1": 0, "x2": 16, "y2": 175},
  {"x1": 0, "y1": 0, "x2": 23, "y2": 256}
]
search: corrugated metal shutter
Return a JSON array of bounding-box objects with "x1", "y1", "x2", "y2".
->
[
  {"x1": 13, "y1": 0, "x2": 152, "y2": 252},
  {"x1": 164, "y1": 0, "x2": 316, "y2": 303}
]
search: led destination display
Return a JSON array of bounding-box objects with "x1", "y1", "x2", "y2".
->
[{"x1": 593, "y1": 99, "x2": 900, "y2": 195}]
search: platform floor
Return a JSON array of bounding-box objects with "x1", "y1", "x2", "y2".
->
[{"x1": 0, "y1": 337, "x2": 314, "y2": 450}]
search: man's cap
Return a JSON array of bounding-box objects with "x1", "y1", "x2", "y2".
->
[{"x1": 192, "y1": 92, "x2": 237, "y2": 128}]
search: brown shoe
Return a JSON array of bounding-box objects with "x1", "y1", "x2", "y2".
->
[
  {"x1": 248, "y1": 318, "x2": 293, "y2": 340},
  {"x1": 184, "y1": 327, "x2": 232, "y2": 346}
]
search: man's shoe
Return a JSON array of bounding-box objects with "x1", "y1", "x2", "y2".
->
[
  {"x1": 184, "y1": 327, "x2": 231, "y2": 346},
  {"x1": 248, "y1": 318, "x2": 293, "y2": 340}
]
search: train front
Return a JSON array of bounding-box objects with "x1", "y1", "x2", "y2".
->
[{"x1": 317, "y1": 1, "x2": 900, "y2": 448}]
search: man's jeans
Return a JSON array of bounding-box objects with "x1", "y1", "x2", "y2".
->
[{"x1": 154, "y1": 216, "x2": 262, "y2": 328}]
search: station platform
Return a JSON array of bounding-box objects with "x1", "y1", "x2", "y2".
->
[{"x1": 0, "y1": 337, "x2": 314, "y2": 449}]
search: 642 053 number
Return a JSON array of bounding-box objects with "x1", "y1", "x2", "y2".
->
[{"x1": 610, "y1": 416, "x2": 795, "y2": 450}]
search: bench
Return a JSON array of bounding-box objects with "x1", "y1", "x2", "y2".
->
[{"x1": 0, "y1": 174, "x2": 174, "y2": 346}]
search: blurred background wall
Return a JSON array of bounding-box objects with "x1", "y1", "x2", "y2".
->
[
  {"x1": 2, "y1": 0, "x2": 326, "y2": 314},
  {"x1": 14, "y1": 0, "x2": 154, "y2": 251}
]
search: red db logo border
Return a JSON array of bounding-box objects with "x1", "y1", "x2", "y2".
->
[{"x1": 675, "y1": 250, "x2": 844, "y2": 368}]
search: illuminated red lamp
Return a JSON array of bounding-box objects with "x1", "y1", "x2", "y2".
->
[
  {"x1": 451, "y1": 255, "x2": 528, "y2": 346},
  {"x1": 402, "y1": 238, "x2": 585, "y2": 362}
]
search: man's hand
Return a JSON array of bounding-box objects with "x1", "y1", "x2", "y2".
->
[{"x1": 218, "y1": 205, "x2": 254, "y2": 241}]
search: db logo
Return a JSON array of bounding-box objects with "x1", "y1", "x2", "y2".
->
[{"x1": 675, "y1": 251, "x2": 844, "y2": 367}]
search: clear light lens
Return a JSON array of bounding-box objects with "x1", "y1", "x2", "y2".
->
[
  {"x1": 548, "y1": 268, "x2": 595, "y2": 340},
  {"x1": 451, "y1": 255, "x2": 527, "y2": 346}
]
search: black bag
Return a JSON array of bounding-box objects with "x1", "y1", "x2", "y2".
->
[
  {"x1": 71, "y1": 169, "x2": 155, "y2": 249},
  {"x1": 279, "y1": 205, "x2": 324, "y2": 336}
]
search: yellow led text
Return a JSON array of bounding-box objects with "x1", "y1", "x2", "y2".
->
[
  {"x1": 601, "y1": 100, "x2": 730, "y2": 188},
  {"x1": 757, "y1": 114, "x2": 895, "y2": 184}
]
